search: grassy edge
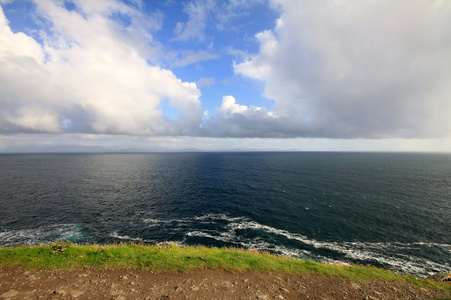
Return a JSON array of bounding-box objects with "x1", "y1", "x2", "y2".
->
[{"x1": 0, "y1": 241, "x2": 449, "y2": 292}]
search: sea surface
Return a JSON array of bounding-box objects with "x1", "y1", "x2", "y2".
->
[{"x1": 0, "y1": 152, "x2": 450, "y2": 277}]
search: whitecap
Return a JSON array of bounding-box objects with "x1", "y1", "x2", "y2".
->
[
  {"x1": 0, "y1": 224, "x2": 84, "y2": 245},
  {"x1": 178, "y1": 213, "x2": 450, "y2": 277},
  {"x1": 109, "y1": 232, "x2": 144, "y2": 242}
]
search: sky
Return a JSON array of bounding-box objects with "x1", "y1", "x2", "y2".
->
[{"x1": 1, "y1": 0, "x2": 451, "y2": 152}]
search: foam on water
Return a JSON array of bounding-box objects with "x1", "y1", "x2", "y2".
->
[
  {"x1": 109, "y1": 232, "x2": 144, "y2": 242},
  {"x1": 0, "y1": 214, "x2": 447, "y2": 277},
  {"x1": 143, "y1": 213, "x2": 450, "y2": 277},
  {"x1": 0, "y1": 224, "x2": 83, "y2": 245}
]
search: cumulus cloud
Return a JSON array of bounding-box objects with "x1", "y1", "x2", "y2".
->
[
  {"x1": 3, "y1": 0, "x2": 451, "y2": 141},
  {"x1": 234, "y1": 0, "x2": 451, "y2": 138},
  {"x1": 219, "y1": 95, "x2": 273, "y2": 117},
  {"x1": 0, "y1": 1, "x2": 203, "y2": 135},
  {"x1": 201, "y1": 95, "x2": 283, "y2": 137}
]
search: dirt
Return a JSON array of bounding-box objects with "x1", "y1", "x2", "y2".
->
[{"x1": 1, "y1": 267, "x2": 450, "y2": 299}]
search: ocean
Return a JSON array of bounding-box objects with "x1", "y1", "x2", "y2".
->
[{"x1": 0, "y1": 152, "x2": 450, "y2": 277}]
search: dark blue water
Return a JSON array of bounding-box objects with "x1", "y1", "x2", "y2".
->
[{"x1": 0, "y1": 152, "x2": 450, "y2": 277}]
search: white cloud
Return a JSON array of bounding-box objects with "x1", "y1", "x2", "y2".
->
[
  {"x1": 172, "y1": 0, "x2": 214, "y2": 42},
  {"x1": 3, "y1": 0, "x2": 451, "y2": 150},
  {"x1": 171, "y1": 0, "x2": 270, "y2": 42},
  {"x1": 200, "y1": 95, "x2": 280, "y2": 137},
  {"x1": 0, "y1": 2, "x2": 203, "y2": 135},
  {"x1": 196, "y1": 77, "x2": 215, "y2": 87},
  {"x1": 234, "y1": 0, "x2": 451, "y2": 138},
  {"x1": 220, "y1": 95, "x2": 249, "y2": 114},
  {"x1": 170, "y1": 49, "x2": 218, "y2": 68},
  {"x1": 218, "y1": 95, "x2": 273, "y2": 118},
  {"x1": 215, "y1": 0, "x2": 267, "y2": 30}
]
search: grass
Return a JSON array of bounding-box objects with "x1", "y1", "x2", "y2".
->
[{"x1": 0, "y1": 241, "x2": 449, "y2": 292}]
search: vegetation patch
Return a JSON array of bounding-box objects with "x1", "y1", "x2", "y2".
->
[{"x1": 0, "y1": 241, "x2": 449, "y2": 292}]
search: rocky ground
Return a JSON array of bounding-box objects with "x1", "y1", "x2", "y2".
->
[{"x1": 1, "y1": 267, "x2": 450, "y2": 300}]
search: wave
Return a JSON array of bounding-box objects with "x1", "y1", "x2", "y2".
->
[
  {"x1": 143, "y1": 213, "x2": 450, "y2": 277},
  {"x1": 0, "y1": 224, "x2": 84, "y2": 245},
  {"x1": 109, "y1": 232, "x2": 144, "y2": 242},
  {"x1": 0, "y1": 215, "x2": 448, "y2": 277}
]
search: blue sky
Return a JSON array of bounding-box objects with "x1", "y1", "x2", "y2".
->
[{"x1": 1, "y1": 0, "x2": 451, "y2": 152}]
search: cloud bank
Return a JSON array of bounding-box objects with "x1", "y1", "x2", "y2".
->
[{"x1": 233, "y1": 0, "x2": 451, "y2": 138}]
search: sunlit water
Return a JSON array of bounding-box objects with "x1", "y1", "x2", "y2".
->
[{"x1": 1, "y1": 152, "x2": 450, "y2": 277}]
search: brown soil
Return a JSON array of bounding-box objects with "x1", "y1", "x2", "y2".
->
[{"x1": 1, "y1": 267, "x2": 450, "y2": 300}]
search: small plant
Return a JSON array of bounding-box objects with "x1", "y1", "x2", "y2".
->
[
  {"x1": 48, "y1": 241, "x2": 71, "y2": 256},
  {"x1": 92, "y1": 245, "x2": 105, "y2": 254}
]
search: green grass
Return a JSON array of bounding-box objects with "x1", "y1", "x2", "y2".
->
[{"x1": 0, "y1": 241, "x2": 449, "y2": 292}]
